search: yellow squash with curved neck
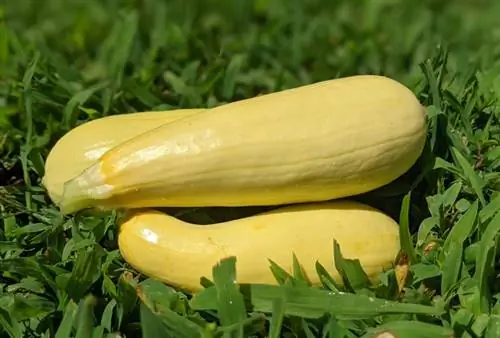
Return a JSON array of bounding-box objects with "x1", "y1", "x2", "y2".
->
[{"x1": 117, "y1": 200, "x2": 401, "y2": 292}]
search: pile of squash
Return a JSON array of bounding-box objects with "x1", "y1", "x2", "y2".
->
[{"x1": 43, "y1": 75, "x2": 427, "y2": 292}]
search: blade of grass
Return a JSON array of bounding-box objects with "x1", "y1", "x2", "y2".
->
[
  {"x1": 140, "y1": 302, "x2": 177, "y2": 338},
  {"x1": 21, "y1": 52, "x2": 39, "y2": 145},
  {"x1": 325, "y1": 314, "x2": 348, "y2": 338},
  {"x1": 136, "y1": 279, "x2": 206, "y2": 337},
  {"x1": 267, "y1": 298, "x2": 285, "y2": 338},
  {"x1": 333, "y1": 240, "x2": 370, "y2": 291},
  {"x1": 212, "y1": 257, "x2": 248, "y2": 335},
  {"x1": 474, "y1": 211, "x2": 500, "y2": 314},
  {"x1": 451, "y1": 147, "x2": 486, "y2": 206},
  {"x1": 191, "y1": 283, "x2": 444, "y2": 319},
  {"x1": 0, "y1": 307, "x2": 23, "y2": 338},
  {"x1": 74, "y1": 295, "x2": 97, "y2": 338},
  {"x1": 54, "y1": 300, "x2": 78, "y2": 338},
  {"x1": 20, "y1": 52, "x2": 39, "y2": 213},
  {"x1": 363, "y1": 320, "x2": 454, "y2": 337},
  {"x1": 62, "y1": 82, "x2": 109, "y2": 129},
  {"x1": 215, "y1": 314, "x2": 266, "y2": 337},
  {"x1": 441, "y1": 200, "x2": 478, "y2": 257},
  {"x1": 315, "y1": 262, "x2": 342, "y2": 292},
  {"x1": 440, "y1": 242, "x2": 463, "y2": 296},
  {"x1": 479, "y1": 194, "x2": 500, "y2": 222},
  {"x1": 399, "y1": 192, "x2": 417, "y2": 264}
]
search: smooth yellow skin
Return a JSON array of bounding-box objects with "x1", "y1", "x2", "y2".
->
[
  {"x1": 60, "y1": 75, "x2": 427, "y2": 214},
  {"x1": 117, "y1": 200, "x2": 401, "y2": 292},
  {"x1": 43, "y1": 109, "x2": 205, "y2": 204}
]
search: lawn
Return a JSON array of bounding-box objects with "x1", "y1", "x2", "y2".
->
[{"x1": 2, "y1": 0, "x2": 500, "y2": 337}]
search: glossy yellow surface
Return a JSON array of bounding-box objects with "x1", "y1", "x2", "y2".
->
[
  {"x1": 117, "y1": 200, "x2": 401, "y2": 292},
  {"x1": 43, "y1": 109, "x2": 205, "y2": 204},
  {"x1": 59, "y1": 75, "x2": 427, "y2": 214}
]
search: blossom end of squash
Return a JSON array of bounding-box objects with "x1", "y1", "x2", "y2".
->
[
  {"x1": 58, "y1": 180, "x2": 95, "y2": 215},
  {"x1": 58, "y1": 163, "x2": 111, "y2": 215}
]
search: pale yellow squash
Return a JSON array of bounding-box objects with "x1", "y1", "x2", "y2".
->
[
  {"x1": 117, "y1": 200, "x2": 401, "y2": 292},
  {"x1": 43, "y1": 109, "x2": 205, "y2": 204},
  {"x1": 59, "y1": 75, "x2": 427, "y2": 214}
]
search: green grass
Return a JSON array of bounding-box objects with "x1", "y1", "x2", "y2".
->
[{"x1": 2, "y1": 0, "x2": 500, "y2": 336}]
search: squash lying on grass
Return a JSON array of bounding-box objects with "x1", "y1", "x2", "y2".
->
[
  {"x1": 58, "y1": 75, "x2": 427, "y2": 214},
  {"x1": 117, "y1": 199, "x2": 401, "y2": 292},
  {"x1": 43, "y1": 109, "x2": 205, "y2": 204}
]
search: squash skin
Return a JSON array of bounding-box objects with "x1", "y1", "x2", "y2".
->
[
  {"x1": 43, "y1": 109, "x2": 205, "y2": 204},
  {"x1": 59, "y1": 75, "x2": 427, "y2": 214},
  {"x1": 117, "y1": 200, "x2": 401, "y2": 292}
]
